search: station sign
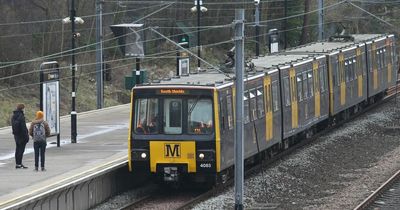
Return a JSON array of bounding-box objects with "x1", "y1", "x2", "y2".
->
[{"x1": 40, "y1": 61, "x2": 61, "y2": 146}]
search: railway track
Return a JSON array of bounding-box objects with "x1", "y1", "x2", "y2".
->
[
  {"x1": 354, "y1": 169, "x2": 400, "y2": 210},
  {"x1": 117, "y1": 79, "x2": 400, "y2": 210},
  {"x1": 119, "y1": 188, "x2": 207, "y2": 210}
]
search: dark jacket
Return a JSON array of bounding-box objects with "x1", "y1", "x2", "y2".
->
[
  {"x1": 11, "y1": 110, "x2": 29, "y2": 144},
  {"x1": 28, "y1": 119, "x2": 51, "y2": 138}
]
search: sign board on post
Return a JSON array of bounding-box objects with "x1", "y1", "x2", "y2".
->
[
  {"x1": 40, "y1": 61, "x2": 61, "y2": 147},
  {"x1": 177, "y1": 35, "x2": 190, "y2": 76},
  {"x1": 179, "y1": 58, "x2": 189, "y2": 75}
]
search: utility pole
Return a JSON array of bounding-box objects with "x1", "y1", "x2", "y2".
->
[
  {"x1": 70, "y1": 0, "x2": 77, "y2": 143},
  {"x1": 284, "y1": 0, "x2": 288, "y2": 49},
  {"x1": 234, "y1": 9, "x2": 245, "y2": 210},
  {"x1": 96, "y1": 0, "x2": 104, "y2": 109},
  {"x1": 197, "y1": 0, "x2": 201, "y2": 72},
  {"x1": 318, "y1": 0, "x2": 324, "y2": 41},
  {"x1": 255, "y1": 0, "x2": 260, "y2": 56}
]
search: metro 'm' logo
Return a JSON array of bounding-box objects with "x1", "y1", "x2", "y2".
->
[{"x1": 164, "y1": 144, "x2": 181, "y2": 158}]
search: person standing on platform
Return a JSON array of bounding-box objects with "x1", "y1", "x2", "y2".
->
[
  {"x1": 11, "y1": 103, "x2": 30, "y2": 169},
  {"x1": 29, "y1": 111, "x2": 50, "y2": 171}
]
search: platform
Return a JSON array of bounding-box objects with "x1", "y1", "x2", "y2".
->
[{"x1": 0, "y1": 104, "x2": 130, "y2": 209}]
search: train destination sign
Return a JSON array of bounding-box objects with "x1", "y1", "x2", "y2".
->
[{"x1": 158, "y1": 89, "x2": 187, "y2": 95}]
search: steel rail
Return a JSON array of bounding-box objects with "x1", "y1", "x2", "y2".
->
[{"x1": 353, "y1": 169, "x2": 400, "y2": 210}]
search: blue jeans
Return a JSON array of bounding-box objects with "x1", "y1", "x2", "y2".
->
[{"x1": 34, "y1": 141, "x2": 46, "y2": 168}]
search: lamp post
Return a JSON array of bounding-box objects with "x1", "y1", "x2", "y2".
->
[
  {"x1": 254, "y1": 0, "x2": 260, "y2": 56},
  {"x1": 63, "y1": 0, "x2": 84, "y2": 143},
  {"x1": 96, "y1": 0, "x2": 104, "y2": 109},
  {"x1": 70, "y1": 0, "x2": 77, "y2": 144},
  {"x1": 191, "y1": 0, "x2": 207, "y2": 72}
]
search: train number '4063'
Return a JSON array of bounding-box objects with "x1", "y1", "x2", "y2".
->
[{"x1": 200, "y1": 163, "x2": 212, "y2": 168}]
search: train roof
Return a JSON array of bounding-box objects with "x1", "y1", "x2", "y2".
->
[
  {"x1": 283, "y1": 34, "x2": 386, "y2": 54},
  {"x1": 135, "y1": 34, "x2": 390, "y2": 89}
]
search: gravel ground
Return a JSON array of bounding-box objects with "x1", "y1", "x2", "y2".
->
[
  {"x1": 91, "y1": 184, "x2": 157, "y2": 210},
  {"x1": 193, "y1": 97, "x2": 400, "y2": 210}
]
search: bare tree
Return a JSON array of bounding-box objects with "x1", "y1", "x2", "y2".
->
[{"x1": 300, "y1": 0, "x2": 311, "y2": 45}]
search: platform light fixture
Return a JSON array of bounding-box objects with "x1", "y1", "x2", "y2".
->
[
  {"x1": 191, "y1": 0, "x2": 207, "y2": 72},
  {"x1": 63, "y1": 0, "x2": 84, "y2": 144}
]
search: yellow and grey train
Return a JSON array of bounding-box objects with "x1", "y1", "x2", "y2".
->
[{"x1": 127, "y1": 34, "x2": 398, "y2": 184}]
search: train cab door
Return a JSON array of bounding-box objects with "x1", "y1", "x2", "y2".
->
[
  {"x1": 289, "y1": 67, "x2": 298, "y2": 129},
  {"x1": 163, "y1": 99, "x2": 183, "y2": 134},
  {"x1": 264, "y1": 76, "x2": 273, "y2": 141},
  {"x1": 313, "y1": 61, "x2": 321, "y2": 118}
]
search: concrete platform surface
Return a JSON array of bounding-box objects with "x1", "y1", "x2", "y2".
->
[{"x1": 0, "y1": 104, "x2": 130, "y2": 208}]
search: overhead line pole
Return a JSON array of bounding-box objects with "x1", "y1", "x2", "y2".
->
[
  {"x1": 318, "y1": 0, "x2": 324, "y2": 41},
  {"x1": 234, "y1": 8, "x2": 245, "y2": 210},
  {"x1": 255, "y1": 1, "x2": 260, "y2": 56},
  {"x1": 197, "y1": 0, "x2": 201, "y2": 72},
  {"x1": 96, "y1": 0, "x2": 104, "y2": 109},
  {"x1": 284, "y1": 0, "x2": 288, "y2": 49},
  {"x1": 70, "y1": 0, "x2": 77, "y2": 143}
]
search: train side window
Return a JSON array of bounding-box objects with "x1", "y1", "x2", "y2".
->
[
  {"x1": 320, "y1": 65, "x2": 326, "y2": 92},
  {"x1": 256, "y1": 87, "x2": 265, "y2": 117},
  {"x1": 376, "y1": 50, "x2": 381, "y2": 70},
  {"x1": 227, "y1": 95, "x2": 233, "y2": 130},
  {"x1": 249, "y1": 89, "x2": 257, "y2": 121},
  {"x1": 244, "y1": 91, "x2": 250, "y2": 124},
  {"x1": 344, "y1": 61, "x2": 349, "y2": 82},
  {"x1": 382, "y1": 49, "x2": 386, "y2": 67},
  {"x1": 370, "y1": 48, "x2": 374, "y2": 73},
  {"x1": 283, "y1": 77, "x2": 290, "y2": 106},
  {"x1": 334, "y1": 60, "x2": 339, "y2": 86},
  {"x1": 308, "y1": 71, "x2": 314, "y2": 97},
  {"x1": 362, "y1": 52, "x2": 367, "y2": 76},
  {"x1": 297, "y1": 75, "x2": 303, "y2": 101},
  {"x1": 348, "y1": 60, "x2": 353, "y2": 81},
  {"x1": 272, "y1": 81, "x2": 279, "y2": 112},
  {"x1": 219, "y1": 97, "x2": 225, "y2": 131},
  {"x1": 302, "y1": 72, "x2": 308, "y2": 99},
  {"x1": 351, "y1": 59, "x2": 355, "y2": 80},
  {"x1": 353, "y1": 58, "x2": 357, "y2": 79}
]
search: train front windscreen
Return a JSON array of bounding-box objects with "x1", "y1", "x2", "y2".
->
[{"x1": 133, "y1": 97, "x2": 214, "y2": 136}]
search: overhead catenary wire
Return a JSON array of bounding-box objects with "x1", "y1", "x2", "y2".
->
[
  {"x1": 0, "y1": 16, "x2": 371, "y2": 88},
  {"x1": 0, "y1": 3, "x2": 169, "y2": 27},
  {"x1": 0, "y1": 0, "x2": 397, "y2": 78},
  {"x1": 1, "y1": 15, "x2": 400, "y2": 93},
  {"x1": 0, "y1": 0, "x2": 346, "y2": 68}
]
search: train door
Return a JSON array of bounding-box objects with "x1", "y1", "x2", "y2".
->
[
  {"x1": 339, "y1": 52, "x2": 346, "y2": 106},
  {"x1": 264, "y1": 76, "x2": 273, "y2": 141},
  {"x1": 371, "y1": 42, "x2": 378, "y2": 90},
  {"x1": 356, "y1": 47, "x2": 363, "y2": 97},
  {"x1": 385, "y1": 38, "x2": 393, "y2": 84},
  {"x1": 289, "y1": 67, "x2": 298, "y2": 129},
  {"x1": 313, "y1": 60, "x2": 321, "y2": 117}
]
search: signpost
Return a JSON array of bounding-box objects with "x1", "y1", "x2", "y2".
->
[
  {"x1": 40, "y1": 61, "x2": 61, "y2": 147},
  {"x1": 177, "y1": 34, "x2": 190, "y2": 76}
]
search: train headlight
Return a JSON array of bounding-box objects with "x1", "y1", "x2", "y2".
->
[
  {"x1": 199, "y1": 153, "x2": 205, "y2": 159},
  {"x1": 141, "y1": 152, "x2": 147, "y2": 159}
]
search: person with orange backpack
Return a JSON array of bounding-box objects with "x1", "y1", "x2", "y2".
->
[{"x1": 29, "y1": 111, "x2": 50, "y2": 171}]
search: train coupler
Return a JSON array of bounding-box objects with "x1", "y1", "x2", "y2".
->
[{"x1": 163, "y1": 167, "x2": 179, "y2": 182}]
